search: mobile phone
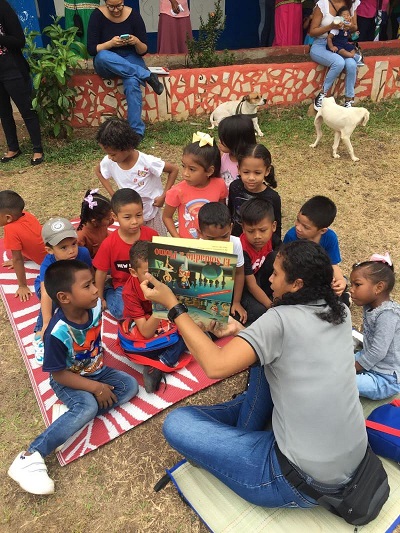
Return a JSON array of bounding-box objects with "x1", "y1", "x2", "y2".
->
[{"x1": 120, "y1": 34, "x2": 130, "y2": 40}]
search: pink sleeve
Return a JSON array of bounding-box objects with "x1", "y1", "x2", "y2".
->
[{"x1": 165, "y1": 185, "x2": 181, "y2": 207}]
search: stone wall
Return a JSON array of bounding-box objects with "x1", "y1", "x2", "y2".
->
[{"x1": 71, "y1": 54, "x2": 400, "y2": 128}]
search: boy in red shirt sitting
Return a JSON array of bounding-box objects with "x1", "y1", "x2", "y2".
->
[
  {"x1": 122, "y1": 240, "x2": 187, "y2": 393},
  {"x1": 93, "y1": 189, "x2": 158, "y2": 320},
  {"x1": 239, "y1": 198, "x2": 277, "y2": 325},
  {"x1": 0, "y1": 190, "x2": 46, "y2": 301}
]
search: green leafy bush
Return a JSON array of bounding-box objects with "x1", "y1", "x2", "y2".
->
[
  {"x1": 25, "y1": 19, "x2": 87, "y2": 138},
  {"x1": 186, "y1": 0, "x2": 234, "y2": 68}
]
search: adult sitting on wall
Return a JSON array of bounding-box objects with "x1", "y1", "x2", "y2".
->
[
  {"x1": 87, "y1": 0, "x2": 164, "y2": 139},
  {"x1": 309, "y1": 0, "x2": 360, "y2": 110}
]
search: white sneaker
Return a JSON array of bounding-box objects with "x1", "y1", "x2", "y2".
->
[
  {"x1": 8, "y1": 451, "x2": 55, "y2": 495},
  {"x1": 32, "y1": 335, "x2": 44, "y2": 365}
]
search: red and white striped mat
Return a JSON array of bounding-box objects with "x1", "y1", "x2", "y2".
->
[{"x1": 0, "y1": 238, "x2": 221, "y2": 466}]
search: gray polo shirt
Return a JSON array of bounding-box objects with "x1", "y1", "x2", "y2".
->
[{"x1": 239, "y1": 300, "x2": 367, "y2": 484}]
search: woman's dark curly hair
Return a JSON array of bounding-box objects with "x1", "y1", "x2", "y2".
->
[{"x1": 274, "y1": 240, "x2": 346, "y2": 325}]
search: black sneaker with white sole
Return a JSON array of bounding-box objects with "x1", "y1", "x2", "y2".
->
[
  {"x1": 343, "y1": 100, "x2": 354, "y2": 108},
  {"x1": 313, "y1": 92, "x2": 326, "y2": 111}
]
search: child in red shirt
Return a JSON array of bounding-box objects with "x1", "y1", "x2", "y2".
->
[
  {"x1": 0, "y1": 190, "x2": 46, "y2": 301},
  {"x1": 122, "y1": 240, "x2": 187, "y2": 392},
  {"x1": 93, "y1": 189, "x2": 158, "y2": 320},
  {"x1": 239, "y1": 198, "x2": 277, "y2": 325}
]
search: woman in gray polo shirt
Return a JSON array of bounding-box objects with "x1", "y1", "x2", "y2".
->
[{"x1": 142, "y1": 240, "x2": 368, "y2": 508}]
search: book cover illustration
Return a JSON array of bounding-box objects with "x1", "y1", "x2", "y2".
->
[{"x1": 148, "y1": 239, "x2": 237, "y2": 329}]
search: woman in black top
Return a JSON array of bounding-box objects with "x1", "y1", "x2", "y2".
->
[
  {"x1": 87, "y1": 0, "x2": 164, "y2": 138},
  {"x1": 0, "y1": 0, "x2": 43, "y2": 165}
]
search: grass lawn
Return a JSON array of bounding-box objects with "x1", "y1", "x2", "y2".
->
[{"x1": 0, "y1": 99, "x2": 399, "y2": 532}]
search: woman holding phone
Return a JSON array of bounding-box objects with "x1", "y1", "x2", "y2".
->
[{"x1": 87, "y1": 0, "x2": 164, "y2": 138}]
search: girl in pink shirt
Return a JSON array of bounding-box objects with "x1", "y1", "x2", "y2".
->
[
  {"x1": 163, "y1": 133, "x2": 227, "y2": 239},
  {"x1": 218, "y1": 115, "x2": 257, "y2": 190}
]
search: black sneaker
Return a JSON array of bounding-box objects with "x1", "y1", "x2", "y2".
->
[
  {"x1": 313, "y1": 92, "x2": 326, "y2": 111},
  {"x1": 147, "y1": 73, "x2": 164, "y2": 95},
  {"x1": 143, "y1": 366, "x2": 164, "y2": 393}
]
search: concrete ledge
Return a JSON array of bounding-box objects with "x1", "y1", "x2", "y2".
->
[{"x1": 71, "y1": 41, "x2": 400, "y2": 128}]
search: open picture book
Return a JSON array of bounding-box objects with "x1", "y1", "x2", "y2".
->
[{"x1": 148, "y1": 237, "x2": 237, "y2": 329}]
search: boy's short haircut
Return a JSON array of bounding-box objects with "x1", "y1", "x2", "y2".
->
[
  {"x1": 111, "y1": 188, "x2": 143, "y2": 214},
  {"x1": 44, "y1": 259, "x2": 90, "y2": 304},
  {"x1": 300, "y1": 196, "x2": 337, "y2": 229},
  {"x1": 129, "y1": 240, "x2": 148, "y2": 271},
  {"x1": 0, "y1": 190, "x2": 24, "y2": 214},
  {"x1": 198, "y1": 202, "x2": 231, "y2": 231},
  {"x1": 240, "y1": 198, "x2": 275, "y2": 226}
]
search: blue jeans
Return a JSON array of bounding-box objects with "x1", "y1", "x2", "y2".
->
[
  {"x1": 28, "y1": 366, "x2": 138, "y2": 457},
  {"x1": 104, "y1": 284, "x2": 124, "y2": 320},
  {"x1": 356, "y1": 369, "x2": 400, "y2": 400},
  {"x1": 147, "y1": 335, "x2": 187, "y2": 367},
  {"x1": 33, "y1": 277, "x2": 56, "y2": 333},
  {"x1": 163, "y1": 366, "x2": 317, "y2": 508},
  {"x1": 310, "y1": 37, "x2": 357, "y2": 98},
  {"x1": 94, "y1": 50, "x2": 151, "y2": 136}
]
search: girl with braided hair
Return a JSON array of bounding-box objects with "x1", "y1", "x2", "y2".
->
[
  {"x1": 77, "y1": 189, "x2": 112, "y2": 258},
  {"x1": 140, "y1": 240, "x2": 368, "y2": 509}
]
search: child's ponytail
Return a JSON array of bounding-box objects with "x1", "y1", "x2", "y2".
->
[
  {"x1": 77, "y1": 189, "x2": 112, "y2": 231},
  {"x1": 265, "y1": 165, "x2": 277, "y2": 189}
]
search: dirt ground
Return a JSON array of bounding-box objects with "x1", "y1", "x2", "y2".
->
[{"x1": 0, "y1": 104, "x2": 400, "y2": 532}]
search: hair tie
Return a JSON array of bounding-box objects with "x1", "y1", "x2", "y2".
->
[
  {"x1": 192, "y1": 131, "x2": 214, "y2": 147},
  {"x1": 84, "y1": 193, "x2": 98, "y2": 210},
  {"x1": 369, "y1": 252, "x2": 393, "y2": 267}
]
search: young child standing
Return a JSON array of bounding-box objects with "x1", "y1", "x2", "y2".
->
[
  {"x1": 0, "y1": 190, "x2": 46, "y2": 302},
  {"x1": 218, "y1": 115, "x2": 257, "y2": 190},
  {"x1": 350, "y1": 253, "x2": 400, "y2": 400},
  {"x1": 33, "y1": 218, "x2": 93, "y2": 363},
  {"x1": 239, "y1": 198, "x2": 277, "y2": 325},
  {"x1": 163, "y1": 132, "x2": 227, "y2": 239},
  {"x1": 8, "y1": 260, "x2": 138, "y2": 495},
  {"x1": 93, "y1": 188, "x2": 158, "y2": 321},
  {"x1": 122, "y1": 241, "x2": 187, "y2": 392},
  {"x1": 95, "y1": 117, "x2": 179, "y2": 236},
  {"x1": 197, "y1": 202, "x2": 247, "y2": 323},
  {"x1": 77, "y1": 189, "x2": 113, "y2": 258},
  {"x1": 228, "y1": 144, "x2": 281, "y2": 243},
  {"x1": 283, "y1": 195, "x2": 347, "y2": 297}
]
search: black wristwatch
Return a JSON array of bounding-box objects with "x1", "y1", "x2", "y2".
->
[{"x1": 167, "y1": 303, "x2": 188, "y2": 323}]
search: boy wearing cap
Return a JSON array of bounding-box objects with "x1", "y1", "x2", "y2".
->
[{"x1": 33, "y1": 217, "x2": 92, "y2": 364}]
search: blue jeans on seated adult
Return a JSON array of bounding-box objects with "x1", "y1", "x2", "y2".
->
[
  {"x1": 94, "y1": 50, "x2": 151, "y2": 137},
  {"x1": 28, "y1": 366, "x2": 138, "y2": 457},
  {"x1": 104, "y1": 284, "x2": 124, "y2": 320},
  {"x1": 310, "y1": 37, "x2": 357, "y2": 98},
  {"x1": 163, "y1": 366, "x2": 317, "y2": 508}
]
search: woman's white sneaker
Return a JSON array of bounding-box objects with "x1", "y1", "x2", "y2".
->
[{"x1": 8, "y1": 451, "x2": 55, "y2": 495}]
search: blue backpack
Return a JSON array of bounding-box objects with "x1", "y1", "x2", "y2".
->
[{"x1": 366, "y1": 399, "x2": 400, "y2": 463}]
